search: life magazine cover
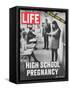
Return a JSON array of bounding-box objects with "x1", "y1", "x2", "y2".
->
[{"x1": 20, "y1": 10, "x2": 66, "y2": 81}]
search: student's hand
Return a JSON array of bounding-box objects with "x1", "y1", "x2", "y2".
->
[
  {"x1": 63, "y1": 43, "x2": 66, "y2": 46},
  {"x1": 46, "y1": 33, "x2": 49, "y2": 35},
  {"x1": 46, "y1": 33, "x2": 50, "y2": 36}
]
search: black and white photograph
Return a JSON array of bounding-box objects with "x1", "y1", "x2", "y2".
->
[{"x1": 19, "y1": 8, "x2": 68, "y2": 81}]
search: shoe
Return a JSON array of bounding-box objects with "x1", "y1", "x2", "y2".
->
[
  {"x1": 35, "y1": 60, "x2": 39, "y2": 62},
  {"x1": 52, "y1": 60, "x2": 54, "y2": 62},
  {"x1": 46, "y1": 48, "x2": 49, "y2": 50},
  {"x1": 34, "y1": 47, "x2": 38, "y2": 50}
]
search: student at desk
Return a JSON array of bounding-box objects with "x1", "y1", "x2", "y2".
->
[
  {"x1": 27, "y1": 27, "x2": 37, "y2": 50},
  {"x1": 20, "y1": 32, "x2": 39, "y2": 62},
  {"x1": 27, "y1": 27, "x2": 36, "y2": 44}
]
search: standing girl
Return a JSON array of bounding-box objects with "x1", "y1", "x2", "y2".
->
[{"x1": 47, "y1": 21, "x2": 61, "y2": 61}]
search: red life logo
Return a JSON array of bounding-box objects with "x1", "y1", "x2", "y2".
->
[{"x1": 21, "y1": 12, "x2": 40, "y2": 24}]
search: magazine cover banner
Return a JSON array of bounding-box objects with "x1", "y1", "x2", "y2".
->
[{"x1": 20, "y1": 9, "x2": 66, "y2": 81}]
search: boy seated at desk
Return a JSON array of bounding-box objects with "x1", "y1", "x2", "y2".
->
[{"x1": 20, "y1": 32, "x2": 39, "y2": 62}]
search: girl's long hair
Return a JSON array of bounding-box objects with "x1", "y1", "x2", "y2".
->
[{"x1": 52, "y1": 21, "x2": 60, "y2": 31}]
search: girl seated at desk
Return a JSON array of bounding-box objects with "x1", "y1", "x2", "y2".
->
[{"x1": 20, "y1": 32, "x2": 39, "y2": 62}]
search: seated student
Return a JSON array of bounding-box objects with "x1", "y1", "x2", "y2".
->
[
  {"x1": 20, "y1": 32, "x2": 39, "y2": 62},
  {"x1": 27, "y1": 27, "x2": 37, "y2": 50},
  {"x1": 27, "y1": 27, "x2": 36, "y2": 43}
]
